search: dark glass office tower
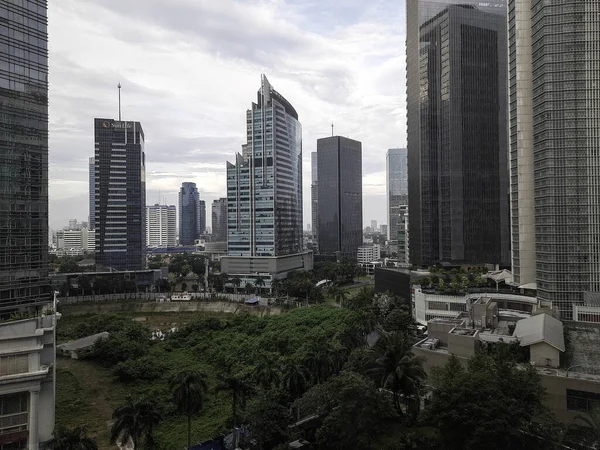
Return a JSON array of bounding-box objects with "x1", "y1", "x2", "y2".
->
[
  {"x1": 212, "y1": 197, "x2": 227, "y2": 242},
  {"x1": 0, "y1": 0, "x2": 50, "y2": 312},
  {"x1": 317, "y1": 136, "x2": 362, "y2": 258},
  {"x1": 89, "y1": 157, "x2": 95, "y2": 230},
  {"x1": 406, "y1": 1, "x2": 509, "y2": 267},
  {"x1": 94, "y1": 119, "x2": 146, "y2": 270},
  {"x1": 311, "y1": 152, "x2": 318, "y2": 252},
  {"x1": 199, "y1": 200, "x2": 206, "y2": 235},
  {"x1": 179, "y1": 182, "x2": 201, "y2": 245},
  {"x1": 387, "y1": 148, "x2": 408, "y2": 243},
  {"x1": 227, "y1": 75, "x2": 303, "y2": 257}
]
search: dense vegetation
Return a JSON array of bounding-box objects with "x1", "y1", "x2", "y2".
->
[{"x1": 56, "y1": 285, "x2": 596, "y2": 450}]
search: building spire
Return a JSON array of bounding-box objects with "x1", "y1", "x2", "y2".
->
[
  {"x1": 117, "y1": 82, "x2": 122, "y2": 121},
  {"x1": 331, "y1": 122, "x2": 334, "y2": 137}
]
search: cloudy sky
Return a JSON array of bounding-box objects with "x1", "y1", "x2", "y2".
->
[{"x1": 47, "y1": 0, "x2": 407, "y2": 231}]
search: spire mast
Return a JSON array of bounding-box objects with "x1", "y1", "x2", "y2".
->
[{"x1": 117, "y1": 82, "x2": 122, "y2": 121}]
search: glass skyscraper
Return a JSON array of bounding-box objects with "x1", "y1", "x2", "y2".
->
[
  {"x1": 0, "y1": 0, "x2": 50, "y2": 312},
  {"x1": 227, "y1": 74, "x2": 303, "y2": 257},
  {"x1": 509, "y1": 0, "x2": 600, "y2": 318},
  {"x1": 94, "y1": 119, "x2": 146, "y2": 271},
  {"x1": 211, "y1": 197, "x2": 227, "y2": 242},
  {"x1": 89, "y1": 157, "x2": 95, "y2": 230},
  {"x1": 179, "y1": 182, "x2": 202, "y2": 245},
  {"x1": 311, "y1": 151, "x2": 318, "y2": 252},
  {"x1": 406, "y1": 0, "x2": 510, "y2": 267},
  {"x1": 317, "y1": 136, "x2": 362, "y2": 258},
  {"x1": 386, "y1": 148, "x2": 408, "y2": 243}
]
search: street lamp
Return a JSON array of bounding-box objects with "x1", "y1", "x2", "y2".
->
[{"x1": 566, "y1": 365, "x2": 583, "y2": 377}]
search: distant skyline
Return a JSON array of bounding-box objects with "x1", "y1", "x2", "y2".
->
[{"x1": 47, "y1": 0, "x2": 406, "y2": 230}]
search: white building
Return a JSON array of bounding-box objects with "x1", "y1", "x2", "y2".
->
[
  {"x1": 0, "y1": 309, "x2": 59, "y2": 448},
  {"x1": 146, "y1": 204, "x2": 176, "y2": 248},
  {"x1": 55, "y1": 229, "x2": 95, "y2": 256},
  {"x1": 357, "y1": 244, "x2": 381, "y2": 264}
]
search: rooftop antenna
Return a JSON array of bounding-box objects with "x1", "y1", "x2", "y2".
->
[
  {"x1": 117, "y1": 82, "x2": 122, "y2": 121},
  {"x1": 158, "y1": 188, "x2": 161, "y2": 205},
  {"x1": 331, "y1": 122, "x2": 334, "y2": 137}
]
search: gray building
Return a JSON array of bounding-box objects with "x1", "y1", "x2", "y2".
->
[
  {"x1": 317, "y1": 136, "x2": 363, "y2": 258},
  {"x1": 311, "y1": 151, "x2": 318, "y2": 251},
  {"x1": 89, "y1": 157, "x2": 95, "y2": 230},
  {"x1": 94, "y1": 119, "x2": 146, "y2": 271},
  {"x1": 0, "y1": 0, "x2": 51, "y2": 312},
  {"x1": 199, "y1": 199, "x2": 206, "y2": 235},
  {"x1": 226, "y1": 74, "x2": 303, "y2": 258},
  {"x1": 407, "y1": 1, "x2": 509, "y2": 267},
  {"x1": 211, "y1": 197, "x2": 227, "y2": 242},
  {"x1": 179, "y1": 182, "x2": 202, "y2": 245},
  {"x1": 386, "y1": 148, "x2": 408, "y2": 243},
  {"x1": 0, "y1": 1, "x2": 59, "y2": 447},
  {"x1": 509, "y1": 0, "x2": 600, "y2": 318}
]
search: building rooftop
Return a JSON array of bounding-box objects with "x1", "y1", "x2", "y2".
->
[
  {"x1": 428, "y1": 317, "x2": 465, "y2": 325},
  {"x1": 513, "y1": 313, "x2": 565, "y2": 352}
]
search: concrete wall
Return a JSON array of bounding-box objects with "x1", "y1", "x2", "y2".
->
[
  {"x1": 530, "y1": 341, "x2": 560, "y2": 368},
  {"x1": 447, "y1": 331, "x2": 479, "y2": 358},
  {"x1": 59, "y1": 300, "x2": 284, "y2": 317}
]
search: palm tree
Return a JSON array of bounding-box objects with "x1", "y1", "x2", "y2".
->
[
  {"x1": 574, "y1": 407, "x2": 600, "y2": 447},
  {"x1": 171, "y1": 371, "x2": 208, "y2": 450},
  {"x1": 280, "y1": 359, "x2": 311, "y2": 399},
  {"x1": 328, "y1": 285, "x2": 347, "y2": 305},
  {"x1": 255, "y1": 354, "x2": 281, "y2": 389},
  {"x1": 216, "y1": 371, "x2": 254, "y2": 428},
  {"x1": 245, "y1": 282, "x2": 254, "y2": 294},
  {"x1": 231, "y1": 276, "x2": 242, "y2": 297},
  {"x1": 254, "y1": 277, "x2": 265, "y2": 294},
  {"x1": 270, "y1": 278, "x2": 281, "y2": 299},
  {"x1": 303, "y1": 342, "x2": 335, "y2": 384},
  {"x1": 370, "y1": 331, "x2": 426, "y2": 415},
  {"x1": 110, "y1": 397, "x2": 161, "y2": 450},
  {"x1": 42, "y1": 425, "x2": 98, "y2": 450}
]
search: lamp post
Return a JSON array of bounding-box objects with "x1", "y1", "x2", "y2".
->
[{"x1": 566, "y1": 364, "x2": 582, "y2": 377}]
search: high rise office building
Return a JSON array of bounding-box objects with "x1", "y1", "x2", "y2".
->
[
  {"x1": 94, "y1": 119, "x2": 146, "y2": 270},
  {"x1": 212, "y1": 197, "x2": 228, "y2": 242},
  {"x1": 371, "y1": 220, "x2": 378, "y2": 231},
  {"x1": 1, "y1": 1, "x2": 58, "y2": 446},
  {"x1": 509, "y1": 1, "x2": 600, "y2": 318},
  {"x1": 89, "y1": 157, "x2": 95, "y2": 229},
  {"x1": 311, "y1": 151, "x2": 318, "y2": 251},
  {"x1": 0, "y1": 0, "x2": 50, "y2": 312},
  {"x1": 226, "y1": 75, "x2": 303, "y2": 257},
  {"x1": 146, "y1": 204, "x2": 176, "y2": 248},
  {"x1": 179, "y1": 182, "x2": 202, "y2": 245},
  {"x1": 406, "y1": 1, "x2": 509, "y2": 267},
  {"x1": 199, "y1": 200, "x2": 206, "y2": 235},
  {"x1": 317, "y1": 136, "x2": 363, "y2": 258},
  {"x1": 386, "y1": 148, "x2": 408, "y2": 242}
]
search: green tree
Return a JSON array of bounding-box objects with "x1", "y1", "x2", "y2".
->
[
  {"x1": 254, "y1": 277, "x2": 265, "y2": 293},
  {"x1": 216, "y1": 370, "x2": 254, "y2": 428},
  {"x1": 328, "y1": 285, "x2": 347, "y2": 305},
  {"x1": 231, "y1": 276, "x2": 242, "y2": 296},
  {"x1": 246, "y1": 392, "x2": 291, "y2": 449},
  {"x1": 181, "y1": 282, "x2": 188, "y2": 292},
  {"x1": 370, "y1": 331, "x2": 426, "y2": 415},
  {"x1": 572, "y1": 407, "x2": 600, "y2": 449},
  {"x1": 255, "y1": 353, "x2": 281, "y2": 390},
  {"x1": 58, "y1": 257, "x2": 80, "y2": 274},
  {"x1": 42, "y1": 425, "x2": 98, "y2": 450},
  {"x1": 110, "y1": 397, "x2": 161, "y2": 450},
  {"x1": 244, "y1": 282, "x2": 253, "y2": 294},
  {"x1": 171, "y1": 371, "x2": 208, "y2": 450},
  {"x1": 295, "y1": 371, "x2": 395, "y2": 450},
  {"x1": 303, "y1": 341, "x2": 335, "y2": 384},
  {"x1": 280, "y1": 359, "x2": 311, "y2": 400},
  {"x1": 425, "y1": 352, "x2": 549, "y2": 450}
]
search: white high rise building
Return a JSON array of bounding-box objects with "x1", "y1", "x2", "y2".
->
[{"x1": 146, "y1": 204, "x2": 176, "y2": 248}]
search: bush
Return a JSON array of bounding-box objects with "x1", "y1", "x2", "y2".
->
[
  {"x1": 86, "y1": 332, "x2": 150, "y2": 367},
  {"x1": 113, "y1": 355, "x2": 167, "y2": 382}
]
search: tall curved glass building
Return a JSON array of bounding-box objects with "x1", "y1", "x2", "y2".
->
[{"x1": 227, "y1": 75, "x2": 303, "y2": 257}]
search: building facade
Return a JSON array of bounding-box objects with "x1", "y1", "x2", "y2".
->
[
  {"x1": 406, "y1": 1, "x2": 509, "y2": 267},
  {"x1": 0, "y1": 0, "x2": 51, "y2": 313},
  {"x1": 199, "y1": 200, "x2": 206, "y2": 236},
  {"x1": 311, "y1": 151, "x2": 318, "y2": 252},
  {"x1": 94, "y1": 119, "x2": 146, "y2": 271},
  {"x1": 226, "y1": 74, "x2": 303, "y2": 258},
  {"x1": 211, "y1": 197, "x2": 227, "y2": 242},
  {"x1": 89, "y1": 157, "x2": 95, "y2": 230},
  {"x1": 387, "y1": 148, "x2": 408, "y2": 243},
  {"x1": 357, "y1": 244, "x2": 381, "y2": 264},
  {"x1": 0, "y1": 1, "x2": 58, "y2": 447},
  {"x1": 317, "y1": 136, "x2": 363, "y2": 258},
  {"x1": 509, "y1": 0, "x2": 600, "y2": 318},
  {"x1": 55, "y1": 229, "x2": 95, "y2": 256},
  {"x1": 179, "y1": 182, "x2": 202, "y2": 245},
  {"x1": 146, "y1": 204, "x2": 176, "y2": 248}
]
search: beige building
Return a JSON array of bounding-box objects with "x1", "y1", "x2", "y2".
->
[{"x1": 0, "y1": 311, "x2": 59, "y2": 448}]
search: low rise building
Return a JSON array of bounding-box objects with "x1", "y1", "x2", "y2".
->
[
  {"x1": 55, "y1": 229, "x2": 95, "y2": 256},
  {"x1": 357, "y1": 244, "x2": 380, "y2": 264}
]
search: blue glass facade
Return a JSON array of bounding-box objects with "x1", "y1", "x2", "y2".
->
[{"x1": 179, "y1": 182, "x2": 201, "y2": 245}]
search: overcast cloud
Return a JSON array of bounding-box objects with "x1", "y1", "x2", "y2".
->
[{"x1": 48, "y1": 0, "x2": 407, "y2": 231}]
